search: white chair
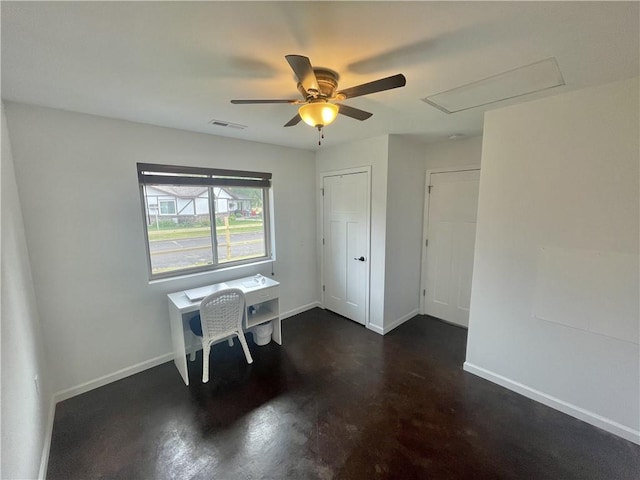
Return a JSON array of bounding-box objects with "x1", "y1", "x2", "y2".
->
[{"x1": 192, "y1": 288, "x2": 253, "y2": 383}]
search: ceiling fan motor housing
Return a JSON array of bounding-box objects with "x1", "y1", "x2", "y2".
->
[{"x1": 298, "y1": 68, "x2": 340, "y2": 99}]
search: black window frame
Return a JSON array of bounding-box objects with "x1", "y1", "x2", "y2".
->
[{"x1": 137, "y1": 163, "x2": 273, "y2": 280}]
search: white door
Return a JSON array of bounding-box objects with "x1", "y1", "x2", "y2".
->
[
  {"x1": 423, "y1": 169, "x2": 480, "y2": 327},
  {"x1": 322, "y1": 171, "x2": 369, "y2": 325}
]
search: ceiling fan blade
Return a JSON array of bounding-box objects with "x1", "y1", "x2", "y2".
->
[
  {"x1": 337, "y1": 73, "x2": 406, "y2": 99},
  {"x1": 285, "y1": 54, "x2": 320, "y2": 95},
  {"x1": 231, "y1": 99, "x2": 299, "y2": 104},
  {"x1": 284, "y1": 114, "x2": 302, "y2": 127},
  {"x1": 337, "y1": 104, "x2": 373, "y2": 121}
]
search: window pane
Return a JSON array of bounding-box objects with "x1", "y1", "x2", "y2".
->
[
  {"x1": 159, "y1": 199, "x2": 176, "y2": 215},
  {"x1": 214, "y1": 187, "x2": 266, "y2": 264},
  {"x1": 144, "y1": 185, "x2": 213, "y2": 275}
]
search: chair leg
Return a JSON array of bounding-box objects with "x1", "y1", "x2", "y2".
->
[
  {"x1": 236, "y1": 332, "x2": 253, "y2": 364},
  {"x1": 202, "y1": 344, "x2": 211, "y2": 383},
  {"x1": 227, "y1": 337, "x2": 234, "y2": 347}
]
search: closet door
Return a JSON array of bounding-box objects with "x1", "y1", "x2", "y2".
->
[
  {"x1": 424, "y1": 169, "x2": 480, "y2": 327},
  {"x1": 322, "y1": 171, "x2": 369, "y2": 325}
]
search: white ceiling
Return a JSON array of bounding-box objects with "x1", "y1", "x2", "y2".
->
[{"x1": 2, "y1": 1, "x2": 638, "y2": 151}]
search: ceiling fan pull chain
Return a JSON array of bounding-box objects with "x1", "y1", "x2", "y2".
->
[{"x1": 318, "y1": 126, "x2": 324, "y2": 146}]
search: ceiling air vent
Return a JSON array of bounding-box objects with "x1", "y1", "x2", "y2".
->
[{"x1": 208, "y1": 119, "x2": 247, "y2": 130}]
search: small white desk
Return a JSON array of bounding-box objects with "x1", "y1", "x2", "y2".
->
[{"x1": 167, "y1": 276, "x2": 281, "y2": 385}]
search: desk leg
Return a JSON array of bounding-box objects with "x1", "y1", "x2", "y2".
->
[
  {"x1": 168, "y1": 301, "x2": 189, "y2": 385},
  {"x1": 272, "y1": 317, "x2": 282, "y2": 345}
]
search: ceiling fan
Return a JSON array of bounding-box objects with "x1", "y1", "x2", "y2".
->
[{"x1": 231, "y1": 54, "x2": 406, "y2": 144}]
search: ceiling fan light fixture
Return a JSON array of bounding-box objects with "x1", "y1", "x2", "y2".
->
[{"x1": 298, "y1": 102, "x2": 339, "y2": 128}]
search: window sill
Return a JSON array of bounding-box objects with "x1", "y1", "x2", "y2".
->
[{"x1": 147, "y1": 258, "x2": 274, "y2": 285}]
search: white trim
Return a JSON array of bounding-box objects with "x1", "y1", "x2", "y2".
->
[
  {"x1": 319, "y1": 166, "x2": 372, "y2": 329},
  {"x1": 53, "y1": 352, "x2": 174, "y2": 403},
  {"x1": 281, "y1": 301, "x2": 321, "y2": 320},
  {"x1": 367, "y1": 309, "x2": 419, "y2": 335},
  {"x1": 384, "y1": 309, "x2": 419, "y2": 334},
  {"x1": 463, "y1": 362, "x2": 640, "y2": 445},
  {"x1": 38, "y1": 396, "x2": 56, "y2": 480},
  {"x1": 367, "y1": 323, "x2": 384, "y2": 335},
  {"x1": 424, "y1": 165, "x2": 481, "y2": 175},
  {"x1": 420, "y1": 165, "x2": 480, "y2": 315}
]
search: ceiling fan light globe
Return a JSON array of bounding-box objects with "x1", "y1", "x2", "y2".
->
[{"x1": 299, "y1": 102, "x2": 339, "y2": 128}]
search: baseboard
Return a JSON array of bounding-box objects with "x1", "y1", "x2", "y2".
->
[
  {"x1": 54, "y1": 352, "x2": 174, "y2": 403},
  {"x1": 38, "y1": 395, "x2": 56, "y2": 479},
  {"x1": 383, "y1": 309, "x2": 419, "y2": 334},
  {"x1": 367, "y1": 309, "x2": 419, "y2": 336},
  {"x1": 367, "y1": 323, "x2": 384, "y2": 335},
  {"x1": 463, "y1": 362, "x2": 640, "y2": 445},
  {"x1": 281, "y1": 301, "x2": 320, "y2": 320}
]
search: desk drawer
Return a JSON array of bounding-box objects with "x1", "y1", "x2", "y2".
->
[{"x1": 245, "y1": 286, "x2": 279, "y2": 306}]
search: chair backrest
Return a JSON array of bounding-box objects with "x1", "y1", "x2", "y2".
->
[{"x1": 199, "y1": 288, "x2": 246, "y2": 342}]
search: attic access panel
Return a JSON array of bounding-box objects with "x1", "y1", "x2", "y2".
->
[{"x1": 423, "y1": 58, "x2": 565, "y2": 114}]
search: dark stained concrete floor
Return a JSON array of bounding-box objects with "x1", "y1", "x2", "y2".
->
[{"x1": 47, "y1": 308, "x2": 639, "y2": 479}]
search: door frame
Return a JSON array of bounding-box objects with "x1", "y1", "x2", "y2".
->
[
  {"x1": 419, "y1": 165, "x2": 480, "y2": 315},
  {"x1": 319, "y1": 166, "x2": 372, "y2": 328}
]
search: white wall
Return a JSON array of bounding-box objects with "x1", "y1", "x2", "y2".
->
[
  {"x1": 316, "y1": 135, "x2": 389, "y2": 331},
  {"x1": 4, "y1": 102, "x2": 318, "y2": 395},
  {"x1": 465, "y1": 77, "x2": 640, "y2": 443},
  {"x1": 424, "y1": 135, "x2": 483, "y2": 170},
  {"x1": 1, "y1": 103, "x2": 53, "y2": 479},
  {"x1": 384, "y1": 135, "x2": 425, "y2": 330}
]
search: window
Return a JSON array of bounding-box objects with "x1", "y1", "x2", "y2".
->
[
  {"x1": 137, "y1": 163, "x2": 272, "y2": 279},
  {"x1": 159, "y1": 199, "x2": 176, "y2": 215}
]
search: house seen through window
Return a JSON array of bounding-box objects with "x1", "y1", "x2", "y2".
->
[{"x1": 137, "y1": 163, "x2": 272, "y2": 279}]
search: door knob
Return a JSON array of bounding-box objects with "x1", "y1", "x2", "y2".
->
[{"x1": 354, "y1": 256, "x2": 366, "y2": 262}]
